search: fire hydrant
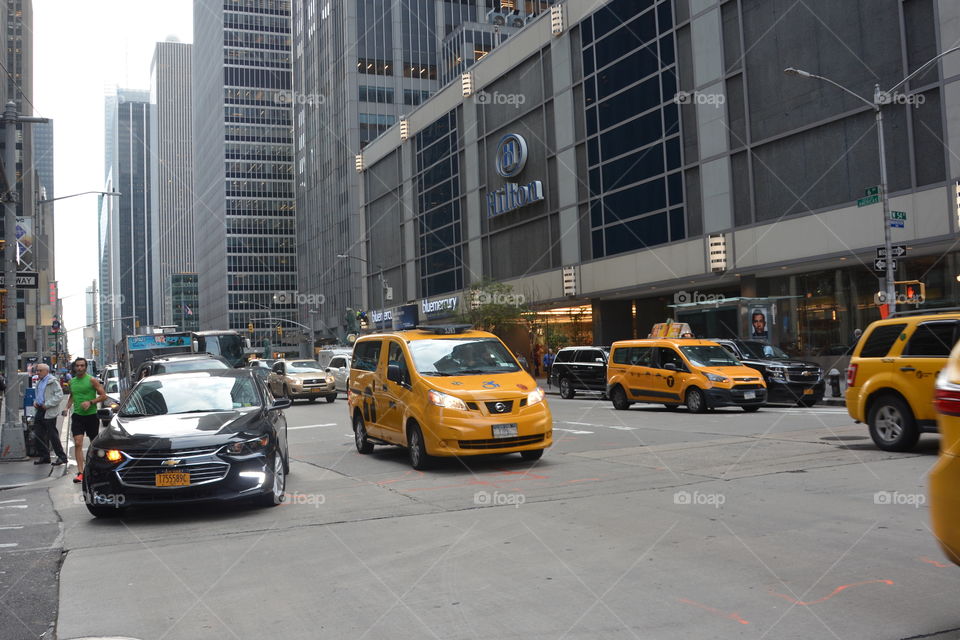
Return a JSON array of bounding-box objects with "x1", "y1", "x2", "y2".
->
[{"x1": 828, "y1": 368, "x2": 841, "y2": 397}]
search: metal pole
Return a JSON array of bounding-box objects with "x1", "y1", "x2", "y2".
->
[
  {"x1": 874, "y1": 84, "x2": 897, "y2": 314},
  {"x1": 1, "y1": 101, "x2": 22, "y2": 457}
]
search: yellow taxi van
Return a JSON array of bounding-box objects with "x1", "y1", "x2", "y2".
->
[
  {"x1": 347, "y1": 325, "x2": 552, "y2": 469},
  {"x1": 930, "y1": 340, "x2": 960, "y2": 566},
  {"x1": 606, "y1": 338, "x2": 766, "y2": 412}
]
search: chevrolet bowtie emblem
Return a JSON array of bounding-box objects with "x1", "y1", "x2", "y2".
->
[{"x1": 161, "y1": 459, "x2": 182, "y2": 467}]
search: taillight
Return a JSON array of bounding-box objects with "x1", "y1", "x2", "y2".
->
[
  {"x1": 935, "y1": 387, "x2": 960, "y2": 417},
  {"x1": 846, "y1": 363, "x2": 858, "y2": 387}
]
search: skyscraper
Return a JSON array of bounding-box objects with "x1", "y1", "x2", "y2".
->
[
  {"x1": 193, "y1": 0, "x2": 297, "y2": 340},
  {"x1": 150, "y1": 39, "x2": 195, "y2": 328}
]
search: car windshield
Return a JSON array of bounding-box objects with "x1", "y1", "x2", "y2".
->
[
  {"x1": 738, "y1": 341, "x2": 791, "y2": 360},
  {"x1": 119, "y1": 376, "x2": 260, "y2": 416},
  {"x1": 162, "y1": 359, "x2": 231, "y2": 373},
  {"x1": 287, "y1": 360, "x2": 322, "y2": 372},
  {"x1": 105, "y1": 380, "x2": 119, "y2": 394},
  {"x1": 680, "y1": 346, "x2": 741, "y2": 368},
  {"x1": 409, "y1": 338, "x2": 520, "y2": 375}
]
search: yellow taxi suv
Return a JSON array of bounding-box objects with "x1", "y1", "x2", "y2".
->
[
  {"x1": 931, "y1": 340, "x2": 960, "y2": 566},
  {"x1": 606, "y1": 338, "x2": 766, "y2": 413},
  {"x1": 846, "y1": 309, "x2": 960, "y2": 452},
  {"x1": 347, "y1": 325, "x2": 552, "y2": 469}
]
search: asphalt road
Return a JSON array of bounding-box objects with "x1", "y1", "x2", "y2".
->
[{"x1": 44, "y1": 395, "x2": 960, "y2": 640}]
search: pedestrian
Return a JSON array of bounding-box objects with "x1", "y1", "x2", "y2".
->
[
  {"x1": 543, "y1": 348, "x2": 555, "y2": 385},
  {"x1": 61, "y1": 357, "x2": 107, "y2": 484},
  {"x1": 533, "y1": 343, "x2": 543, "y2": 377},
  {"x1": 31, "y1": 363, "x2": 67, "y2": 466}
]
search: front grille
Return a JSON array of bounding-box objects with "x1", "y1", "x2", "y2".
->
[
  {"x1": 118, "y1": 461, "x2": 230, "y2": 487},
  {"x1": 733, "y1": 377, "x2": 757, "y2": 382},
  {"x1": 303, "y1": 378, "x2": 325, "y2": 385},
  {"x1": 120, "y1": 445, "x2": 222, "y2": 459},
  {"x1": 484, "y1": 400, "x2": 514, "y2": 414},
  {"x1": 459, "y1": 434, "x2": 544, "y2": 450},
  {"x1": 733, "y1": 383, "x2": 764, "y2": 390},
  {"x1": 786, "y1": 367, "x2": 820, "y2": 384}
]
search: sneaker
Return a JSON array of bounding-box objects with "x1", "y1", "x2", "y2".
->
[
  {"x1": 73, "y1": 473, "x2": 83, "y2": 484},
  {"x1": 34, "y1": 459, "x2": 51, "y2": 465},
  {"x1": 52, "y1": 458, "x2": 67, "y2": 466}
]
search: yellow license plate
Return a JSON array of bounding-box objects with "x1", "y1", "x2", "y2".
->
[
  {"x1": 155, "y1": 472, "x2": 190, "y2": 487},
  {"x1": 803, "y1": 388, "x2": 814, "y2": 395},
  {"x1": 311, "y1": 388, "x2": 322, "y2": 392}
]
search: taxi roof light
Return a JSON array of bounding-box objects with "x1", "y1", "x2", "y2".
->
[{"x1": 415, "y1": 324, "x2": 473, "y2": 335}]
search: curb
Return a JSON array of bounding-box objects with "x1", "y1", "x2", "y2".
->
[{"x1": 0, "y1": 464, "x2": 69, "y2": 491}]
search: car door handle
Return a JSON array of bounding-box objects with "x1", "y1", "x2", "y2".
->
[{"x1": 899, "y1": 366, "x2": 916, "y2": 372}]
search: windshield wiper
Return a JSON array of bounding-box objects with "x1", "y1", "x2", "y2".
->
[
  {"x1": 419, "y1": 370, "x2": 452, "y2": 376},
  {"x1": 118, "y1": 411, "x2": 149, "y2": 417}
]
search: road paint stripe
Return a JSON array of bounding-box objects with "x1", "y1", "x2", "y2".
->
[
  {"x1": 0, "y1": 543, "x2": 18, "y2": 548},
  {"x1": 770, "y1": 579, "x2": 893, "y2": 605},
  {"x1": 0, "y1": 525, "x2": 24, "y2": 530},
  {"x1": 0, "y1": 505, "x2": 28, "y2": 509},
  {"x1": 288, "y1": 423, "x2": 337, "y2": 430},
  {"x1": 678, "y1": 598, "x2": 748, "y2": 625},
  {"x1": 0, "y1": 499, "x2": 26, "y2": 504},
  {"x1": 555, "y1": 428, "x2": 593, "y2": 434}
]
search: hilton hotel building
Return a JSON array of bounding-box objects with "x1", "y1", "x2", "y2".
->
[{"x1": 352, "y1": 0, "x2": 960, "y2": 356}]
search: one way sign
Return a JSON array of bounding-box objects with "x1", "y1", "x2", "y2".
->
[
  {"x1": 874, "y1": 258, "x2": 897, "y2": 271},
  {"x1": 876, "y1": 245, "x2": 907, "y2": 259}
]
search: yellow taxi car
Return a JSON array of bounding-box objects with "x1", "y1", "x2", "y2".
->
[
  {"x1": 931, "y1": 341, "x2": 960, "y2": 565},
  {"x1": 846, "y1": 310, "x2": 960, "y2": 451},
  {"x1": 347, "y1": 325, "x2": 552, "y2": 469},
  {"x1": 606, "y1": 338, "x2": 766, "y2": 412}
]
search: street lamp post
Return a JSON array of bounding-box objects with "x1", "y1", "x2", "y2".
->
[
  {"x1": 336, "y1": 253, "x2": 386, "y2": 331},
  {"x1": 784, "y1": 45, "x2": 960, "y2": 315}
]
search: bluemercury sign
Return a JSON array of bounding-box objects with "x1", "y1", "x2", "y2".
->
[
  {"x1": 487, "y1": 133, "x2": 544, "y2": 218},
  {"x1": 369, "y1": 309, "x2": 393, "y2": 327},
  {"x1": 127, "y1": 335, "x2": 192, "y2": 351},
  {"x1": 421, "y1": 296, "x2": 459, "y2": 315}
]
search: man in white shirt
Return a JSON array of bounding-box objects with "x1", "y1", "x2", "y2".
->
[{"x1": 32, "y1": 363, "x2": 67, "y2": 465}]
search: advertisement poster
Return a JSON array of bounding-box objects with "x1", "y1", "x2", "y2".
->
[{"x1": 744, "y1": 304, "x2": 776, "y2": 344}]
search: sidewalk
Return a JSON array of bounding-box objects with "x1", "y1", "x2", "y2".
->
[{"x1": 0, "y1": 399, "x2": 72, "y2": 490}]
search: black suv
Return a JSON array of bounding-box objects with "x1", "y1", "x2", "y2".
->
[
  {"x1": 712, "y1": 339, "x2": 824, "y2": 406},
  {"x1": 549, "y1": 346, "x2": 610, "y2": 399}
]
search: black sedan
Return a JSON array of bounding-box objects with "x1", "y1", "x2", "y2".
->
[{"x1": 83, "y1": 369, "x2": 290, "y2": 517}]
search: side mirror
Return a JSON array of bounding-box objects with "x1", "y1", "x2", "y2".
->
[
  {"x1": 325, "y1": 367, "x2": 332, "y2": 373},
  {"x1": 387, "y1": 364, "x2": 404, "y2": 385},
  {"x1": 663, "y1": 363, "x2": 678, "y2": 371},
  {"x1": 96, "y1": 408, "x2": 113, "y2": 420},
  {"x1": 271, "y1": 398, "x2": 292, "y2": 410}
]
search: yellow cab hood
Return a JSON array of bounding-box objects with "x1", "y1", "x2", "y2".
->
[
  {"x1": 426, "y1": 370, "x2": 538, "y2": 400},
  {"x1": 700, "y1": 366, "x2": 764, "y2": 381}
]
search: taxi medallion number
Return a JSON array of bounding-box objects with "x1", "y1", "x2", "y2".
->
[
  {"x1": 155, "y1": 472, "x2": 191, "y2": 487},
  {"x1": 492, "y1": 423, "x2": 518, "y2": 439}
]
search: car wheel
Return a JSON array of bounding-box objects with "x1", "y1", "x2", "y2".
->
[
  {"x1": 520, "y1": 449, "x2": 544, "y2": 461},
  {"x1": 283, "y1": 446, "x2": 290, "y2": 474},
  {"x1": 611, "y1": 386, "x2": 631, "y2": 410},
  {"x1": 868, "y1": 395, "x2": 920, "y2": 452},
  {"x1": 742, "y1": 406, "x2": 761, "y2": 413},
  {"x1": 407, "y1": 423, "x2": 431, "y2": 470},
  {"x1": 353, "y1": 413, "x2": 374, "y2": 454},
  {"x1": 663, "y1": 404, "x2": 680, "y2": 411},
  {"x1": 257, "y1": 452, "x2": 286, "y2": 507},
  {"x1": 686, "y1": 387, "x2": 708, "y2": 414},
  {"x1": 325, "y1": 394, "x2": 336, "y2": 403},
  {"x1": 559, "y1": 377, "x2": 575, "y2": 399},
  {"x1": 797, "y1": 396, "x2": 818, "y2": 408}
]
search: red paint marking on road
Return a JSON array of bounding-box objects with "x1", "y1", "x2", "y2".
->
[
  {"x1": 375, "y1": 470, "x2": 424, "y2": 486},
  {"x1": 567, "y1": 478, "x2": 600, "y2": 483},
  {"x1": 920, "y1": 556, "x2": 950, "y2": 568},
  {"x1": 769, "y1": 579, "x2": 894, "y2": 606},
  {"x1": 496, "y1": 469, "x2": 549, "y2": 479},
  {"x1": 678, "y1": 598, "x2": 749, "y2": 625}
]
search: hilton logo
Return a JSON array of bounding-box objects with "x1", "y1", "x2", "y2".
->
[{"x1": 487, "y1": 133, "x2": 545, "y2": 218}]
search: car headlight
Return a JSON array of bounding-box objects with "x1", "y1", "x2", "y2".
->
[
  {"x1": 768, "y1": 367, "x2": 786, "y2": 380},
  {"x1": 221, "y1": 435, "x2": 270, "y2": 456},
  {"x1": 326, "y1": 376, "x2": 335, "y2": 384},
  {"x1": 95, "y1": 448, "x2": 123, "y2": 464},
  {"x1": 527, "y1": 387, "x2": 546, "y2": 406},
  {"x1": 427, "y1": 389, "x2": 468, "y2": 410},
  {"x1": 705, "y1": 373, "x2": 728, "y2": 383}
]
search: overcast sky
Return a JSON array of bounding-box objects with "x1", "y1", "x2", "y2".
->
[{"x1": 33, "y1": 0, "x2": 192, "y2": 357}]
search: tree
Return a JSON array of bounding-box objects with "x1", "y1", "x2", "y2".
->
[{"x1": 457, "y1": 279, "x2": 527, "y2": 335}]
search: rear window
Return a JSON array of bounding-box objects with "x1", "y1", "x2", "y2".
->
[
  {"x1": 575, "y1": 349, "x2": 605, "y2": 363},
  {"x1": 555, "y1": 349, "x2": 576, "y2": 363},
  {"x1": 352, "y1": 341, "x2": 382, "y2": 371},
  {"x1": 858, "y1": 323, "x2": 907, "y2": 358},
  {"x1": 903, "y1": 322, "x2": 957, "y2": 357},
  {"x1": 612, "y1": 346, "x2": 653, "y2": 365}
]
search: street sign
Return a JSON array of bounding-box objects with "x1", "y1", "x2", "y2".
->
[
  {"x1": 874, "y1": 258, "x2": 897, "y2": 271},
  {"x1": 0, "y1": 271, "x2": 38, "y2": 288},
  {"x1": 864, "y1": 186, "x2": 880, "y2": 196},
  {"x1": 857, "y1": 195, "x2": 880, "y2": 207},
  {"x1": 877, "y1": 245, "x2": 907, "y2": 259},
  {"x1": 890, "y1": 210, "x2": 907, "y2": 220},
  {"x1": 889, "y1": 220, "x2": 904, "y2": 228}
]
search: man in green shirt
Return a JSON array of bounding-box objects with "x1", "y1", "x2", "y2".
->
[{"x1": 61, "y1": 357, "x2": 107, "y2": 484}]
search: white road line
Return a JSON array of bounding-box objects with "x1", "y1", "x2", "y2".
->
[
  {"x1": 0, "y1": 499, "x2": 26, "y2": 504},
  {"x1": 555, "y1": 428, "x2": 594, "y2": 434},
  {"x1": 0, "y1": 543, "x2": 18, "y2": 548},
  {"x1": 0, "y1": 525, "x2": 24, "y2": 530},
  {"x1": 288, "y1": 423, "x2": 338, "y2": 430},
  {"x1": 0, "y1": 505, "x2": 28, "y2": 509},
  {"x1": 559, "y1": 421, "x2": 636, "y2": 431}
]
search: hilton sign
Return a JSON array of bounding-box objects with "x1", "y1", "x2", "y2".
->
[{"x1": 486, "y1": 133, "x2": 544, "y2": 218}]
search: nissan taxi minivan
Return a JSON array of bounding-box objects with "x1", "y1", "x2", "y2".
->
[
  {"x1": 930, "y1": 339, "x2": 960, "y2": 566},
  {"x1": 606, "y1": 338, "x2": 767, "y2": 412},
  {"x1": 347, "y1": 325, "x2": 552, "y2": 469}
]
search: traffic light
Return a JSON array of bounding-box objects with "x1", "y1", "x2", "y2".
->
[
  {"x1": 247, "y1": 322, "x2": 254, "y2": 334},
  {"x1": 277, "y1": 325, "x2": 284, "y2": 339},
  {"x1": 895, "y1": 280, "x2": 925, "y2": 305}
]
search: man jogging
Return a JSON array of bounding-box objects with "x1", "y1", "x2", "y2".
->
[
  {"x1": 31, "y1": 363, "x2": 67, "y2": 465},
  {"x1": 61, "y1": 357, "x2": 107, "y2": 484}
]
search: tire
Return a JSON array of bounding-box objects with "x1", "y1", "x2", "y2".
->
[
  {"x1": 797, "y1": 396, "x2": 818, "y2": 408},
  {"x1": 868, "y1": 394, "x2": 920, "y2": 452},
  {"x1": 85, "y1": 503, "x2": 125, "y2": 518},
  {"x1": 663, "y1": 404, "x2": 680, "y2": 411},
  {"x1": 256, "y1": 452, "x2": 286, "y2": 507},
  {"x1": 686, "y1": 387, "x2": 708, "y2": 414},
  {"x1": 611, "y1": 386, "x2": 631, "y2": 410},
  {"x1": 407, "y1": 423, "x2": 431, "y2": 470},
  {"x1": 520, "y1": 449, "x2": 544, "y2": 461},
  {"x1": 353, "y1": 413, "x2": 374, "y2": 454},
  {"x1": 559, "y1": 377, "x2": 575, "y2": 399},
  {"x1": 325, "y1": 395, "x2": 336, "y2": 403},
  {"x1": 742, "y1": 406, "x2": 761, "y2": 413},
  {"x1": 283, "y1": 446, "x2": 290, "y2": 474}
]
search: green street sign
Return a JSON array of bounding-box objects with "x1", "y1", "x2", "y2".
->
[
  {"x1": 890, "y1": 210, "x2": 907, "y2": 220},
  {"x1": 857, "y1": 195, "x2": 880, "y2": 207},
  {"x1": 864, "y1": 186, "x2": 880, "y2": 196}
]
